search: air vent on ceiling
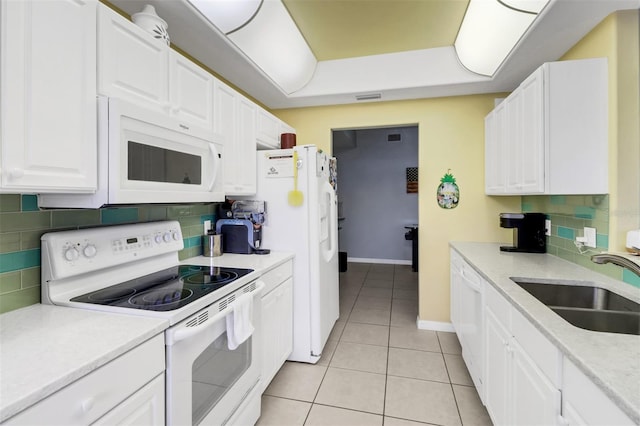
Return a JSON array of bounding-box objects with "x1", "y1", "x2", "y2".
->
[
  {"x1": 356, "y1": 93, "x2": 381, "y2": 101},
  {"x1": 387, "y1": 133, "x2": 402, "y2": 142}
]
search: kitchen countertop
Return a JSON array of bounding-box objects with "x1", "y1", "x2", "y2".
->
[
  {"x1": 450, "y1": 242, "x2": 640, "y2": 423},
  {"x1": 0, "y1": 251, "x2": 294, "y2": 423},
  {"x1": 0, "y1": 304, "x2": 168, "y2": 422},
  {"x1": 181, "y1": 251, "x2": 294, "y2": 271}
]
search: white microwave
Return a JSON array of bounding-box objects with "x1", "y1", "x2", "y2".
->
[{"x1": 39, "y1": 97, "x2": 224, "y2": 208}]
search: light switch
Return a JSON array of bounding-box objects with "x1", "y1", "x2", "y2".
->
[{"x1": 545, "y1": 220, "x2": 551, "y2": 236}]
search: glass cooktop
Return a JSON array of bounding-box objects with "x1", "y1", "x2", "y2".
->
[{"x1": 71, "y1": 265, "x2": 253, "y2": 311}]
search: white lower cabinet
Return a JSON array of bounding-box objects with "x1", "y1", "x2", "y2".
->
[
  {"x1": 560, "y1": 359, "x2": 634, "y2": 426},
  {"x1": 484, "y1": 308, "x2": 511, "y2": 425},
  {"x1": 483, "y1": 284, "x2": 561, "y2": 426},
  {"x1": 93, "y1": 373, "x2": 165, "y2": 426},
  {"x1": 451, "y1": 250, "x2": 636, "y2": 426},
  {"x1": 5, "y1": 334, "x2": 165, "y2": 425},
  {"x1": 259, "y1": 261, "x2": 294, "y2": 392}
]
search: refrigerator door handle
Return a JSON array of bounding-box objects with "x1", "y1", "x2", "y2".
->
[{"x1": 322, "y1": 181, "x2": 338, "y2": 262}]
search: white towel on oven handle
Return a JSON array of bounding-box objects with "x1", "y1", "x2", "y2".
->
[{"x1": 226, "y1": 291, "x2": 254, "y2": 350}]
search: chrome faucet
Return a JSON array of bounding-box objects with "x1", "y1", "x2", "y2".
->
[{"x1": 591, "y1": 253, "x2": 640, "y2": 277}]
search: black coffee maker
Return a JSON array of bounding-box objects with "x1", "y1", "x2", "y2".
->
[{"x1": 499, "y1": 213, "x2": 547, "y2": 253}]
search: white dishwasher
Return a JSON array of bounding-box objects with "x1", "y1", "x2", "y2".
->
[{"x1": 450, "y1": 249, "x2": 485, "y2": 401}]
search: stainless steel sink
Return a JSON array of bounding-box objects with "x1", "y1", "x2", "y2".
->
[
  {"x1": 510, "y1": 278, "x2": 640, "y2": 335},
  {"x1": 551, "y1": 308, "x2": 640, "y2": 335}
]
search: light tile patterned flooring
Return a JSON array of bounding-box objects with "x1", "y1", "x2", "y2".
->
[{"x1": 256, "y1": 262, "x2": 493, "y2": 426}]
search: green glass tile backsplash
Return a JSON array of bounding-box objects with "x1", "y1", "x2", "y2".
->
[
  {"x1": 522, "y1": 194, "x2": 637, "y2": 288},
  {"x1": 0, "y1": 194, "x2": 219, "y2": 314}
]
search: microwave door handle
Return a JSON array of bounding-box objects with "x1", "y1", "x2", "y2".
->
[
  {"x1": 166, "y1": 281, "x2": 265, "y2": 346},
  {"x1": 208, "y1": 143, "x2": 220, "y2": 191}
]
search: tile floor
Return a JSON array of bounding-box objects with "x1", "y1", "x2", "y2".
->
[{"x1": 256, "y1": 262, "x2": 493, "y2": 426}]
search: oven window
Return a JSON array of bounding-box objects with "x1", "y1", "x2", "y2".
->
[
  {"x1": 128, "y1": 141, "x2": 202, "y2": 185},
  {"x1": 192, "y1": 333, "x2": 251, "y2": 424}
]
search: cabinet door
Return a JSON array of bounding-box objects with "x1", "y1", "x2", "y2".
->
[
  {"x1": 256, "y1": 107, "x2": 280, "y2": 149},
  {"x1": 94, "y1": 374, "x2": 165, "y2": 426},
  {"x1": 1, "y1": 0, "x2": 97, "y2": 193},
  {"x1": 510, "y1": 338, "x2": 561, "y2": 426},
  {"x1": 518, "y1": 69, "x2": 545, "y2": 193},
  {"x1": 484, "y1": 309, "x2": 510, "y2": 426},
  {"x1": 234, "y1": 96, "x2": 257, "y2": 195},
  {"x1": 215, "y1": 81, "x2": 240, "y2": 194},
  {"x1": 169, "y1": 51, "x2": 214, "y2": 131},
  {"x1": 98, "y1": 4, "x2": 169, "y2": 111},
  {"x1": 504, "y1": 90, "x2": 523, "y2": 193},
  {"x1": 260, "y1": 278, "x2": 294, "y2": 392},
  {"x1": 485, "y1": 102, "x2": 506, "y2": 194}
]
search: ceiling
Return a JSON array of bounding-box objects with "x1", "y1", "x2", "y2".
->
[
  {"x1": 281, "y1": 0, "x2": 469, "y2": 61},
  {"x1": 108, "y1": 0, "x2": 640, "y2": 109}
]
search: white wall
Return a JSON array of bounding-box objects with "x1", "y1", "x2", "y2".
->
[{"x1": 333, "y1": 126, "x2": 418, "y2": 263}]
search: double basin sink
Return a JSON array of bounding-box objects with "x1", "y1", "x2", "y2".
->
[{"x1": 511, "y1": 278, "x2": 640, "y2": 335}]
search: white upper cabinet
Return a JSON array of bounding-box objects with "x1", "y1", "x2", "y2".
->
[
  {"x1": 214, "y1": 80, "x2": 257, "y2": 195},
  {"x1": 0, "y1": 0, "x2": 97, "y2": 193},
  {"x1": 169, "y1": 51, "x2": 215, "y2": 131},
  {"x1": 484, "y1": 101, "x2": 506, "y2": 194},
  {"x1": 485, "y1": 58, "x2": 608, "y2": 195},
  {"x1": 98, "y1": 4, "x2": 214, "y2": 131},
  {"x1": 256, "y1": 107, "x2": 281, "y2": 149},
  {"x1": 98, "y1": 4, "x2": 169, "y2": 110}
]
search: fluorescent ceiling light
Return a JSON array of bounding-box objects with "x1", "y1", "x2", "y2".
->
[
  {"x1": 500, "y1": 0, "x2": 549, "y2": 13},
  {"x1": 226, "y1": 0, "x2": 317, "y2": 94},
  {"x1": 455, "y1": 0, "x2": 548, "y2": 76},
  {"x1": 189, "y1": 0, "x2": 262, "y2": 34},
  {"x1": 189, "y1": 0, "x2": 317, "y2": 94}
]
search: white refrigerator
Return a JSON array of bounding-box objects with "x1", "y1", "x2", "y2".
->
[{"x1": 256, "y1": 145, "x2": 339, "y2": 364}]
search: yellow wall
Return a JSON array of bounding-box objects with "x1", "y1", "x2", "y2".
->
[
  {"x1": 274, "y1": 96, "x2": 520, "y2": 323},
  {"x1": 560, "y1": 10, "x2": 640, "y2": 251}
]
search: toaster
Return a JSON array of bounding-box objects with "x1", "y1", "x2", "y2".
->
[{"x1": 215, "y1": 219, "x2": 261, "y2": 254}]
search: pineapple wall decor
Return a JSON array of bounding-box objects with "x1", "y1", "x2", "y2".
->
[{"x1": 437, "y1": 170, "x2": 459, "y2": 209}]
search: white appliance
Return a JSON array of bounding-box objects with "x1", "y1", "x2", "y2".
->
[
  {"x1": 255, "y1": 145, "x2": 339, "y2": 363},
  {"x1": 41, "y1": 221, "x2": 263, "y2": 425},
  {"x1": 38, "y1": 97, "x2": 224, "y2": 208}
]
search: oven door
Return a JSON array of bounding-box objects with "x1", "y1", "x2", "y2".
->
[
  {"x1": 108, "y1": 97, "x2": 224, "y2": 204},
  {"x1": 165, "y1": 281, "x2": 263, "y2": 426}
]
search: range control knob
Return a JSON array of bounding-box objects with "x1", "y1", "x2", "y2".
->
[
  {"x1": 154, "y1": 234, "x2": 163, "y2": 244},
  {"x1": 64, "y1": 247, "x2": 80, "y2": 261},
  {"x1": 83, "y1": 244, "x2": 97, "y2": 258},
  {"x1": 172, "y1": 231, "x2": 180, "y2": 241},
  {"x1": 163, "y1": 232, "x2": 172, "y2": 243}
]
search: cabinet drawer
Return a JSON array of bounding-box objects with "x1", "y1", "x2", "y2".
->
[
  {"x1": 563, "y1": 359, "x2": 634, "y2": 425},
  {"x1": 511, "y1": 308, "x2": 561, "y2": 387},
  {"x1": 6, "y1": 334, "x2": 165, "y2": 425},
  {"x1": 485, "y1": 283, "x2": 511, "y2": 329},
  {"x1": 261, "y1": 260, "x2": 293, "y2": 295}
]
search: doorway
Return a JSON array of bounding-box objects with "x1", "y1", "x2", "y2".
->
[{"x1": 332, "y1": 125, "x2": 419, "y2": 265}]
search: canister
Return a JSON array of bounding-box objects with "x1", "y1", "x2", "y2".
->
[
  {"x1": 203, "y1": 231, "x2": 222, "y2": 257},
  {"x1": 280, "y1": 133, "x2": 296, "y2": 149}
]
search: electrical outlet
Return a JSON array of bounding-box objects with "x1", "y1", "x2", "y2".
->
[
  {"x1": 203, "y1": 220, "x2": 211, "y2": 235},
  {"x1": 584, "y1": 227, "x2": 597, "y2": 248},
  {"x1": 545, "y1": 219, "x2": 551, "y2": 236}
]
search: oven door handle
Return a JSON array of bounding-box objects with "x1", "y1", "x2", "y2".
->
[{"x1": 166, "y1": 280, "x2": 265, "y2": 346}]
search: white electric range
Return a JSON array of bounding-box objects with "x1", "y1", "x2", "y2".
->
[{"x1": 41, "y1": 220, "x2": 264, "y2": 425}]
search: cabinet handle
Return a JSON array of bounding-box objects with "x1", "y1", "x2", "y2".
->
[
  {"x1": 8, "y1": 168, "x2": 24, "y2": 179},
  {"x1": 81, "y1": 397, "x2": 95, "y2": 413}
]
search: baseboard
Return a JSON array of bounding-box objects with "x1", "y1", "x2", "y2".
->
[
  {"x1": 416, "y1": 317, "x2": 455, "y2": 332},
  {"x1": 347, "y1": 257, "x2": 411, "y2": 265}
]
